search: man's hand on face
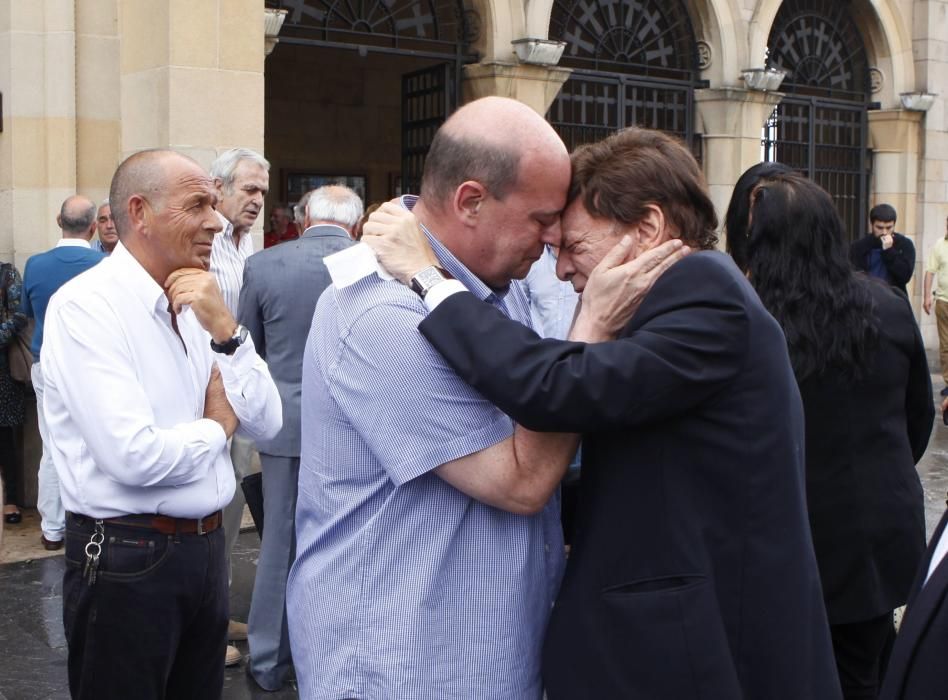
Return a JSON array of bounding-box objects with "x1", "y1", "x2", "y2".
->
[
  {"x1": 204, "y1": 364, "x2": 238, "y2": 438},
  {"x1": 570, "y1": 237, "x2": 690, "y2": 343},
  {"x1": 361, "y1": 202, "x2": 439, "y2": 285},
  {"x1": 164, "y1": 269, "x2": 238, "y2": 343},
  {"x1": 881, "y1": 234, "x2": 894, "y2": 250}
]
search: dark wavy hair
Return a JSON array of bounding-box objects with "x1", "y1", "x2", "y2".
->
[
  {"x1": 744, "y1": 172, "x2": 878, "y2": 381},
  {"x1": 724, "y1": 161, "x2": 793, "y2": 272}
]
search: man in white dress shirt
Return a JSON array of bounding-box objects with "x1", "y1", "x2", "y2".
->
[
  {"x1": 207, "y1": 147, "x2": 270, "y2": 663},
  {"x1": 42, "y1": 149, "x2": 281, "y2": 700}
]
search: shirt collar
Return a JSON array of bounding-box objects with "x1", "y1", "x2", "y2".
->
[
  {"x1": 56, "y1": 238, "x2": 91, "y2": 248},
  {"x1": 110, "y1": 241, "x2": 172, "y2": 317},
  {"x1": 302, "y1": 224, "x2": 351, "y2": 240},
  {"x1": 399, "y1": 195, "x2": 510, "y2": 303}
]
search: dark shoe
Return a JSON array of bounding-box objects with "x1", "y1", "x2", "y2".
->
[
  {"x1": 3, "y1": 510, "x2": 21, "y2": 524},
  {"x1": 41, "y1": 535, "x2": 63, "y2": 551},
  {"x1": 940, "y1": 386, "x2": 948, "y2": 397}
]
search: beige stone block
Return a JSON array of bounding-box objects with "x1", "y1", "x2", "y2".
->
[
  {"x1": 119, "y1": 0, "x2": 169, "y2": 73},
  {"x1": 43, "y1": 117, "x2": 78, "y2": 187},
  {"x1": 175, "y1": 147, "x2": 220, "y2": 172},
  {"x1": 0, "y1": 30, "x2": 10, "y2": 95},
  {"x1": 77, "y1": 34, "x2": 120, "y2": 120},
  {"x1": 41, "y1": 0, "x2": 75, "y2": 33},
  {"x1": 10, "y1": 1, "x2": 45, "y2": 33},
  {"x1": 219, "y1": 0, "x2": 262, "y2": 73},
  {"x1": 168, "y1": 0, "x2": 217, "y2": 69},
  {"x1": 0, "y1": 188, "x2": 13, "y2": 261},
  {"x1": 167, "y1": 67, "x2": 263, "y2": 149},
  {"x1": 77, "y1": 118, "x2": 121, "y2": 191},
  {"x1": 873, "y1": 153, "x2": 918, "y2": 195},
  {"x1": 120, "y1": 67, "x2": 170, "y2": 150},
  {"x1": 7, "y1": 118, "x2": 47, "y2": 188},
  {"x1": 8, "y1": 32, "x2": 47, "y2": 117},
  {"x1": 77, "y1": 0, "x2": 118, "y2": 36},
  {"x1": 927, "y1": 131, "x2": 948, "y2": 161},
  {"x1": 43, "y1": 31, "x2": 77, "y2": 118},
  {"x1": 12, "y1": 187, "x2": 72, "y2": 260}
]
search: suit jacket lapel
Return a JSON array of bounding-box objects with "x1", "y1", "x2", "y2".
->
[{"x1": 885, "y1": 509, "x2": 948, "y2": 696}]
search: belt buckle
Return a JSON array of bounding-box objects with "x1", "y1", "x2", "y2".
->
[{"x1": 197, "y1": 516, "x2": 205, "y2": 536}]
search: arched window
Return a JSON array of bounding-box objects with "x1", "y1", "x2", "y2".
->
[
  {"x1": 548, "y1": 0, "x2": 700, "y2": 152},
  {"x1": 764, "y1": 0, "x2": 872, "y2": 241}
]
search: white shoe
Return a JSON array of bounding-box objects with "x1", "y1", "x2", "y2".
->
[{"x1": 225, "y1": 644, "x2": 242, "y2": 667}]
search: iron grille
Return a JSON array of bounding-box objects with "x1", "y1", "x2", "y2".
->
[
  {"x1": 269, "y1": 0, "x2": 469, "y2": 53},
  {"x1": 550, "y1": 0, "x2": 697, "y2": 81},
  {"x1": 401, "y1": 64, "x2": 457, "y2": 195},
  {"x1": 766, "y1": 0, "x2": 869, "y2": 102},
  {"x1": 763, "y1": 97, "x2": 871, "y2": 242}
]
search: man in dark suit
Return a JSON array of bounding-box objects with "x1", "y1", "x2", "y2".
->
[
  {"x1": 237, "y1": 185, "x2": 360, "y2": 690},
  {"x1": 364, "y1": 128, "x2": 841, "y2": 699},
  {"x1": 849, "y1": 203, "x2": 915, "y2": 295}
]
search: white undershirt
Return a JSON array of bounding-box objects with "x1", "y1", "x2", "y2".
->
[{"x1": 40, "y1": 242, "x2": 281, "y2": 518}]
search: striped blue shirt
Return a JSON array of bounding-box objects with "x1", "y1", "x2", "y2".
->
[{"x1": 288, "y1": 203, "x2": 565, "y2": 699}]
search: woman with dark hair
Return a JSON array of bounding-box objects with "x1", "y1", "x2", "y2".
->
[
  {"x1": 734, "y1": 170, "x2": 933, "y2": 700},
  {"x1": 724, "y1": 160, "x2": 793, "y2": 272},
  {"x1": 0, "y1": 261, "x2": 27, "y2": 524}
]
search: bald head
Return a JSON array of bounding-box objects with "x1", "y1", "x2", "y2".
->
[
  {"x1": 58, "y1": 195, "x2": 97, "y2": 237},
  {"x1": 109, "y1": 149, "x2": 199, "y2": 236},
  {"x1": 420, "y1": 97, "x2": 568, "y2": 208}
]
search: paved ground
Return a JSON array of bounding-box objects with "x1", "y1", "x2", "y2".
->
[{"x1": 3, "y1": 376, "x2": 948, "y2": 699}]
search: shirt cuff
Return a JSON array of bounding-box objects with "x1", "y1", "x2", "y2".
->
[{"x1": 423, "y1": 279, "x2": 467, "y2": 311}]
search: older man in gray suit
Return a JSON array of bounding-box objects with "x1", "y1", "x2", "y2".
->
[{"x1": 238, "y1": 185, "x2": 361, "y2": 690}]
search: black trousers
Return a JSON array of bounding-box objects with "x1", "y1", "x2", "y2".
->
[
  {"x1": 830, "y1": 611, "x2": 897, "y2": 700},
  {"x1": 63, "y1": 513, "x2": 228, "y2": 700}
]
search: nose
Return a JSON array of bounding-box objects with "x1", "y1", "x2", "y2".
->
[
  {"x1": 540, "y1": 218, "x2": 562, "y2": 247},
  {"x1": 555, "y1": 251, "x2": 572, "y2": 282}
]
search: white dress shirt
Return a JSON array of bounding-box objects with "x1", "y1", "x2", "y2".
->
[
  {"x1": 210, "y1": 212, "x2": 254, "y2": 316},
  {"x1": 56, "y1": 238, "x2": 92, "y2": 249},
  {"x1": 40, "y1": 241, "x2": 281, "y2": 519}
]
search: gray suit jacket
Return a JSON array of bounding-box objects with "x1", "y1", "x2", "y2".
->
[{"x1": 238, "y1": 224, "x2": 355, "y2": 456}]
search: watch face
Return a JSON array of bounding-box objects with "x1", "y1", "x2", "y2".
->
[{"x1": 416, "y1": 267, "x2": 444, "y2": 290}]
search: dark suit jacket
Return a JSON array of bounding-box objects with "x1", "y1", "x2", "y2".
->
[
  {"x1": 237, "y1": 224, "x2": 354, "y2": 456},
  {"x1": 881, "y1": 510, "x2": 948, "y2": 700},
  {"x1": 418, "y1": 251, "x2": 841, "y2": 700},
  {"x1": 849, "y1": 233, "x2": 915, "y2": 295},
  {"x1": 802, "y1": 279, "x2": 932, "y2": 625}
]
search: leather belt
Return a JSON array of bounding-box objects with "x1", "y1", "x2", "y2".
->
[{"x1": 97, "y1": 511, "x2": 223, "y2": 536}]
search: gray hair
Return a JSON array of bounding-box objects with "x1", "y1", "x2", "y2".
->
[
  {"x1": 209, "y1": 148, "x2": 270, "y2": 193},
  {"x1": 307, "y1": 185, "x2": 364, "y2": 229},
  {"x1": 99, "y1": 198, "x2": 111, "y2": 210}
]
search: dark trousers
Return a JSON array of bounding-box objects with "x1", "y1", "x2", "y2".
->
[
  {"x1": 0, "y1": 425, "x2": 19, "y2": 505},
  {"x1": 831, "y1": 611, "x2": 897, "y2": 700},
  {"x1": 63, "y1": 513, "x2": 228, "y2": 700}
]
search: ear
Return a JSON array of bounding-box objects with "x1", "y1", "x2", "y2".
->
[
  {"x1": 634, "y1": 204, "x2": 669, "y2": 251},
  {"x1": 127, "y1": 195, "x2": 150, "y2": 236},
  {"x1": 452, "y1": 181, "x2": 487, "y2": 227},
  {"x1": 213, "y1": 177, "x2": 225, "y2": 198},
  {"x1": 56, "y1": 214, "x2": 62, "y2": 229}
]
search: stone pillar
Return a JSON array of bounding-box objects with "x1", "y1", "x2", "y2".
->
[
  {"x1": 117, "y1": 0, "x2": 266, "y2": 242},
  {"x1": 462, "y1": 61, "x2": 572, "y2": 116},
  {"x1": 694, "y1": 87, "x2": 784, "y2": 246},
  {"x1": 0, "y1": 0, "x2": 79, "y2": 266},
  {"x1": 868, "y1": 109, "x2": 924, "y2": 305}
]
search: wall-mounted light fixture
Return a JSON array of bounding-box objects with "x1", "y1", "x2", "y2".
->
[
  {"x1": 511, "y1": 38, "x2": 567, "y2": 67},
  {"x1": 899, "y1": 91, "x2": 937, "y2": 112},
  {"x1": 740, "y1": 67, "x2": 788, "y2": 92},
  {"x1": 265, "y1": 8, "x2": 288, "y2": 57}
]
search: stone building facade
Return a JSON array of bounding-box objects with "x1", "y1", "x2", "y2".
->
[{"x1": 0, "y1": 0, "x2": 946, "y2": 339}]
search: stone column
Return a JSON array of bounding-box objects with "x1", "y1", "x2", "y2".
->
[
  {"x1": 117, "y1": 0, "x2": 266, "y2": 241},
  {"x1": 462, "y1": 62, "x2": 572, "y2": 116},
  {"x1": 0, "y1": 1, "x2": 79, "y2": 265},
  {"x1": 694, "y1": 87, "x2": 784, "y2": 246},
  {"x1": 868, "y1": 109, "x2": 924, "y2": 305}
]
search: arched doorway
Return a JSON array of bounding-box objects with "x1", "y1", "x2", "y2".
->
[
  {"x1": 764, "y1": 0, "x2": 873, "y2": 241},
  {"x1": 546, "y1": 0, "x2": 702, "y2": 155},
  {"x1": 264, "y1": 0, "x2": 475, "y2": 205}
]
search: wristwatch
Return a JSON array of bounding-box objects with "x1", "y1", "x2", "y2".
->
[
  {"x1": 210, "y1": 325, "x2": 249, "y2": 355},
  {"x1": 409, "y1": 266, "x2": 450, "y2": 299}
]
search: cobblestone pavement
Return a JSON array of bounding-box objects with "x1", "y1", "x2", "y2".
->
[{"x1": 3, "y1": 378, "x2": 948, "y2": 699}]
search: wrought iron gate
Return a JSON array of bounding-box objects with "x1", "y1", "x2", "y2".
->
[
  {"x1": 547, "y1": 0, "x2": 701, "y2": 154},
  {"x1": 765, "y1": 0, "x2": 872, "y2": 241},
  {"x1": 401, "y1": 63, "x2": 458, "y2": 195}
]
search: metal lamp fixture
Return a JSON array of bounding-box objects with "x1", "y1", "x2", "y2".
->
[
  {"x1": 264, "y1": 8, "x2": 288, "y2": 57},
  {"x1": 899, "y1": 91, "x2": 937, "y2": 112},
  {"x1": 511, "y1": 38, "x2": 567, "y2": 66},
  {"x1": 740, "y1": 67, "x2": 788, "y2": 92}
]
